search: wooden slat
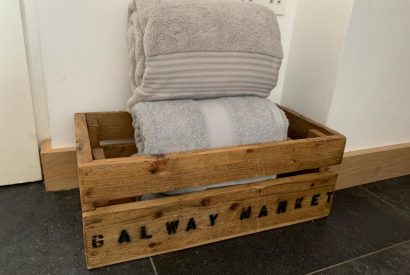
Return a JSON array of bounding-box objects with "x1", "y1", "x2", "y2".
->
[
  {"x1": 40, "y1": 140, "x2": 78, "y2": 191},
  {"x1": 281, "y1": 106, "x2": 342, "y2": 139},
  {"x1": 94, "y1": 197, "x2": 137, "y2": 208},
  {"x1": 92, "y1": 148, "x2": 105, "y2": 160},
  {"x1": 101, "y1": 141, "x2": 137, "y2": 158},
  {"x1": 75, "y1": 113, "x2": 94, "y2": 210},
  {"x1": 75, "y1": 113, "x2": 92, "y2": 164},
  {"x1": 107, "y1": 197, "x2": 137, "y2": 205},
  {"x1": 78, "y1": 136, "x2": 345, "y2": 207},
  {"x1": 86, "y1": 116, "x2": 100, "y2": 149},
  {"x1": 83, "y1": 171, "x2": 337, "y2": 268},
  {"x1": 85, "y1": 112, "x2": 133, "y2": 141},
  {"x1": 334, "y1": 143, "x2": 410, "y2": 190},
  {"x1": 307, "y1": 129, "x2": 326, "y2": 138}
]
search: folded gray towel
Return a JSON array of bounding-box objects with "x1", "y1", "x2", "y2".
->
[
  {"x1": 131, "y1": 96, "x2": 288, "y2": 196},
  {"x1": 131, "y1": 97, "x2": 288, "y2": 155},
  {"x1": 127, "y1": 0, "x2": 283, "y2": 108}
]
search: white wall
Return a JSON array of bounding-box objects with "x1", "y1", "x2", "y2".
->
[
  {"x1": 326, "y1": 0, "x2": 410, "y2": 151},
  {"x1": 280, "y1": 0, "x2": 354, "y2": 124},
  {"x1": 37, "y1": 0, "x2": 131, "y2": 148},
  {"x1": 269, "y1": 0, "x2": 298, "y2": 103},
  {"x1": 36, "y1": 0, "x2": 410, "y2": 151},
  {"x1": 34, "y1": 0, "x2": 298, "y2": 148},
  {"x1": 0, "y1": 0, "x2": 42, "y2": 185}
]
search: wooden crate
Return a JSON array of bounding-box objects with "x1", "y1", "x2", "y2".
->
[{"x1": 75, "y1": 106, "x2": 346, "y2": 269}]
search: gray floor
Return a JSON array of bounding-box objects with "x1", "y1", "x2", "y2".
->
[{"x1": 0, "y1": 175, "x2": 409, "y2": 275}]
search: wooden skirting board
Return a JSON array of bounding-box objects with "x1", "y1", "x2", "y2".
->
[
  {"x1": 331, "y1": 143, "x2": 410, "y2": 189},
  {"x1": 40, "y1": 140, "x2": 78, "y2": 191},
  {"x1": 40, "y1": 140, "x2": 410, "y2": 192}
]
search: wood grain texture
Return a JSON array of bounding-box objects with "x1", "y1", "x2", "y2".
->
[
  {"x1": 83, "y1": 172, "x2": 337, "y2": 268},
  {"x1": 307, "y1": 129, "x2": 326, "y2": 138},
  {"x1": 42, "y1": 142, "x2": 409, "y2": 192},
  {"x1": 101, "y1": 141, "x2": 137, "y2": 158},
  {"x1": 85, "y1": 112, "x2": 134, "y2": 141},
  {"x1": 75, "y1": 113, "x2": 92, "y2": 164},
  {"x1": 86, "y1": 116, "x2": 100, "y2": 149},
  {"x1": 92, "y1": 148, "x2": 105, "y2": 160},
  {"x1": 281, "y1": 106, "x2": 342, "y2": 139},
  {"x1": 334, "y1": 143, "x2": 410, "y2": 190},
  {"x1": 40, "y1": 140, "x2": 78, "y2": 191},
  {"x1": 75, "y1": 113, "x2": 94, "y2": 210},
  {"x1": 78, "y1": 136, "x2": 345, "y2": 207}
]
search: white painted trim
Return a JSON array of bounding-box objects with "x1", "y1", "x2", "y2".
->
[{"x1": 19, "y1": 0, "x2": 50, "y2": 145}]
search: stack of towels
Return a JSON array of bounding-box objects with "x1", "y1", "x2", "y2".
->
[{"x1": 127, "y1": 0, "x2": 289, "y2": 195}]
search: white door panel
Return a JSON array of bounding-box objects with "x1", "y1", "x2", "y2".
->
[{"x1": 0, "y1": 0, "x2": 42, "y2": 185}]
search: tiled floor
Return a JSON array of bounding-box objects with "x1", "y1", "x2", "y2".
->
[{"x1": 1, "y1": 176, "x2": 409, "y2": 275}]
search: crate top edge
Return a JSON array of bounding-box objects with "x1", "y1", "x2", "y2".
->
[{"x1": 77, "y1": 135, "x2": 345, "y2": 168}]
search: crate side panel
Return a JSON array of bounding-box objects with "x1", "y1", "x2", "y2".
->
[
  {"x1": 79, "y1": 136, "x2": 344, "y2": 205},
  {"x1": 83, "y1": 172, "x2": 336, "y2": 268}
]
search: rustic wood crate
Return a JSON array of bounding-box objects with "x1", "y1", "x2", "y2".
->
[{"x1": 74, "y1": 106, "x2": 346, "y2": 269}]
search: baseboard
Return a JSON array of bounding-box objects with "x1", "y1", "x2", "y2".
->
[
  {"x1": 332, "y1": 143, "x2": 410, "y2": 190},
  {"x1": 40, "y1": 140, "x2": 410, "y2": 192},
  {"x1": 40, "y1": 140, "x2": 78, "y2": 191}
]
